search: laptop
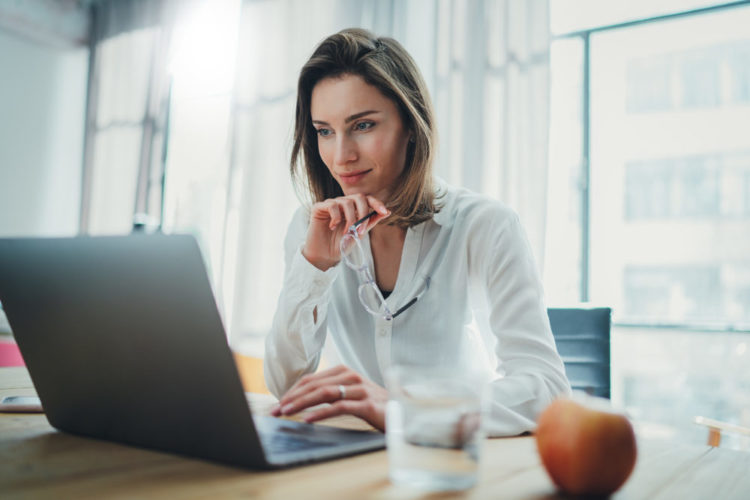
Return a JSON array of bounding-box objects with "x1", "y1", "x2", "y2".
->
[{"x1": 0, "y1": 234, "x2": 384, "y2": 469}]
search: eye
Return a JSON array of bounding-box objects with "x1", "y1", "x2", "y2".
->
[
  {"x1": 354, "y1": 121, "x2": 375, "y2": 131},
  {"x1": 316, "y1": 128, "x2": 332, "y2": 137}
]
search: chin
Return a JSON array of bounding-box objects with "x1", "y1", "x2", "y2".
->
[
  {"x1": 336, "y1": 176, "x2": 391, "y2": 202},
  {"x1": 339, "y1": 181, "x2": 372, "y2": 195},
  {"x1": 339, "y1": 186, "x2": 366, "y2": 197}
]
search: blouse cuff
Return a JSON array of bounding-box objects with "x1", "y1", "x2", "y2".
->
[
  {"x1": 283, "y1": 246, "x2": 339, "y2": 361},
  {"x1": 285, "y1": 246, "x2": 340, "y2": 293}
]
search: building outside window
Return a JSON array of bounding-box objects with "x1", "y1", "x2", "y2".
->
[{"x1": 547, "y1": 0, "x2": 750, "y2": 449}]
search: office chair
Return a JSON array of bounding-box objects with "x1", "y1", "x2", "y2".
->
[{"x1": 547, "y1": 307, "x2": 612, "y2": 399}]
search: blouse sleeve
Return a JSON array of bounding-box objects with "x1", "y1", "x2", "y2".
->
[
  {"x1": 471, "y1": 208, "x2": 571, "y2": 436},
  {"x1": 263, "y1": 208, "x2": 339, "y2": 398}
]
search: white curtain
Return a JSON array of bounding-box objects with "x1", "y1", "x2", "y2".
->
[
  {"x1": 227, "y1": 0, "x2": 551, "y2": 354},
  {"x1": 429, "y1": 0, "x2": 551, "y2": 267},
  {"x1": 82, "y1": 0, "x2": 183, "y2": 235},
  {"x1": 80, "y1": 0, "x2": 550, "y2": 352},
  {"x1": 226, "y1": 0, "x2": 379, "y2": 350}
]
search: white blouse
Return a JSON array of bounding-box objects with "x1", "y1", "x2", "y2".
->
[{"x1": 264, "y1": 182, "x2": 571, "y2": 436}]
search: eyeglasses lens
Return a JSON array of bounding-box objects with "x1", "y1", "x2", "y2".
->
[
  {"x1": 359, "y1": 283, "x2": 386, "y2": 315},
  {"x1": 340, "y1": 233, "x2": 366, "y2": 268}
]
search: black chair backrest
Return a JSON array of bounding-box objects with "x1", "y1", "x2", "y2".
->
[{"x1": 547, "y1": 307, "x2": 612, "y2": 399}]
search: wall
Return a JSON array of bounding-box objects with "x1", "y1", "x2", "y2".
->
[{"x1": 0, "y1": 28, "x2": 88, "y2": 236}]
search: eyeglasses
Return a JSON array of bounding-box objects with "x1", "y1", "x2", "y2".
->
[{"x1": 339, "y1": 211, "x2": 430, "y2": 321}]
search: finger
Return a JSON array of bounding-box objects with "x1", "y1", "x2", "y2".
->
[
  {"x1": 327, "y1": 203, "x2": 343, "y2": 230},
  {"x1": 362, "y1": 213, "x2": 388, "y2": 233},
  {"x1": 284, "y1": 383, "x2": 366, "y2": 416},
  {"x1": 338, "y1": 200, "x2": 357, "y2": 231},
  {"x1": 303, "y1": 399, "x2": 385, "y2": 432},
  {"x1": 312, "y1": 364, "x2": 349, "y2": 379},
  {"x1": 281, "y1": 375, "x2": 354, "y2": 409},
  {"x1": 310, "y1": 199, "x2": 335, "y2": 220},
  {"x1": 363, "y1": 196, "x2": 391, "y2": 231},
  {"x1": 366, "y1": 195, "x2": 389, "y2": 217},
  {"x1": 278, "y1": 366, "x2": 350, "y2": 406},
  {"x1": 284, "y1": 365, "x2": 347, "y2": 394},
  {"x1": 281, "y1": 373, "x2": 339, "y2": 405},
  {"x1": 350, "y1": 194, "x2": 372, "y2": 223},
  {"x1": 279, "y1": 384, "x2": 344, "y2": 416},
  {"x1": 303, "y1": 400, "x2": 360, "y2": 423}
]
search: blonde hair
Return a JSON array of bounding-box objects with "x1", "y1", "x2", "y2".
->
[{"x1": 290, "y1": 28, "x2": 440, "y2": 228}]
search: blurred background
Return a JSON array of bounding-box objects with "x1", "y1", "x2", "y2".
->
[{"x1": 0, "y1": 0, "x2": 748, "y2": 449}]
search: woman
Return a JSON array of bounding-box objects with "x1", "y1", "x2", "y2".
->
[{"x1": 264, "y1": 28, "x2": 570, "y2": 435}]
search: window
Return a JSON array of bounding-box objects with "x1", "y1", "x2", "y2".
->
[
  {"x1": 627, "y1": 55, "x2": 672, "y2": 112},
  {"x1": 588, "y1": 5, "x2": 750, "y2": 330},
  {"x1": 549, "y1": 1, "x2": 750, "y2": 450},
  {"x1": 730, "y1": 43, "x2": 750, "y2": 102}
]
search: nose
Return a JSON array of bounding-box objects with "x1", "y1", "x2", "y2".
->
[{"x1": 333, "y1": 134, "x2": 357, "y2": 166}]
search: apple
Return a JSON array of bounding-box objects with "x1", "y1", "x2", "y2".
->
[{"x1": 535, "y1": 396, "x2": 637, "y2": 496}]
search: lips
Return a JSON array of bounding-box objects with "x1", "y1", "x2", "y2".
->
[{"x1": 338, "y1": 169, "x2": 372, "y2": 186}]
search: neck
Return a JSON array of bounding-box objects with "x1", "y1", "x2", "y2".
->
[{"x1": 369, "y1": 222, "x2": 406, "y2": 243}]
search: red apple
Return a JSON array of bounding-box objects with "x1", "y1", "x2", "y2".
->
[{"x1": 535, "y1": 397, "x2": 637, "y2": 496}]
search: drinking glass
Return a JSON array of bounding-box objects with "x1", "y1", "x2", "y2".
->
[{"x1": 385, "y1": 364, "x2": 487, "y2": 491}]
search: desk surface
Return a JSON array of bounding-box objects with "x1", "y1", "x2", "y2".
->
[{"x1": 2, "y1": 366, "x2": 749, "y2": 499}]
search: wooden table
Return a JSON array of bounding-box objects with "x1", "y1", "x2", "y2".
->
[{"x1": 2, "y1": 367, "x2": 749, "y2": 499}]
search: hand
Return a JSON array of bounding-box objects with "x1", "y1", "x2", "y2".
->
[
  {"x1": 302, "y1": 194, "x2": 390, "y2": 271},
  {"x1": 270, "y1": 365, "x2": 388, "y2": 432}
]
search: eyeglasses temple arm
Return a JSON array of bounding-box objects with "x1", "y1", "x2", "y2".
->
[
  {"x1": 391, "y1": 277, "x2": 431, "y2": 319},
  {"x1": 350, "y1": 211, "x2": 378, "y2": 231}
]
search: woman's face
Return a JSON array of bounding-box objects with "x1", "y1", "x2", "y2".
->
[{"x1": 310, "y1": 74, "x2": 411, "y2": 201}]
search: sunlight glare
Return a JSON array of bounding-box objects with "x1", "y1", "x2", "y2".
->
[{"x1": 169, "y1": 0, "x2": 240, "y2": 98}]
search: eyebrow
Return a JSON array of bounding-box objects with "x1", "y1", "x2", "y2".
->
[{"x1": 312, "y1": 110, "x2": 380, "y2": 126}]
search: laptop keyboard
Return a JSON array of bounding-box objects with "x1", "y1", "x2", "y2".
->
[
  {"x1": 254, "y1": 417, "x2": 340, "y2": 455},
  {"x1": 252, "y1": 415, "x2": 385, "y2": 460},
  {"x1": 262, "y1": 432, "x2": 337, "y2": 454}
]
